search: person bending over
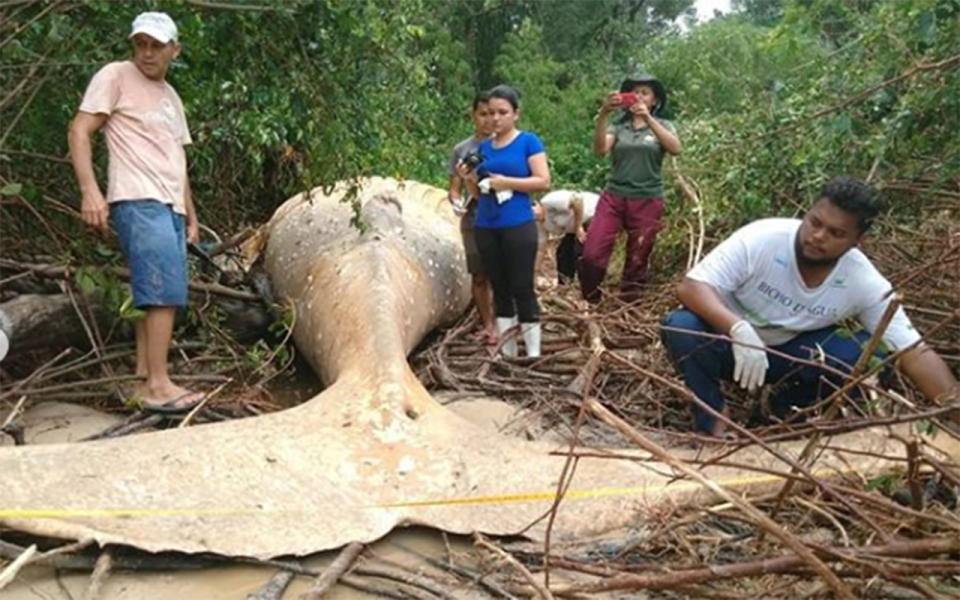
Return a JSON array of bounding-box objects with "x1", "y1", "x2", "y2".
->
[
  {"x1": 535, "y1": 190, "x2": 600, "y2": 286},
  {"x1": 660, "y1": 177, "x2": 958, "y2": 437}
]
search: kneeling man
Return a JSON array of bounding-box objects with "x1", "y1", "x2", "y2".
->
[{"x1": 661, "y1": 177, "x2": 957, "y2": 436}]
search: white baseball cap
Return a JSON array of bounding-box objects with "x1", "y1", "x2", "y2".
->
[{"x1": 129, "y1": 12, "x2": 178, "y2": 44}]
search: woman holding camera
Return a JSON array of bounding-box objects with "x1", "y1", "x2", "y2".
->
[
  {"x1": 457, "y1": 84, "x2": 551, "y2": 358},
  {"x1": 579, "y1": 71, "x2": 682, "y2": 303}
]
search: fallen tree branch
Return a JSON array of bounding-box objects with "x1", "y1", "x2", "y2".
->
[
  {"x1": 183, "y1": 0, "x2": 291, "y2": 11},
  {"x1": 0, "y1": 543, "x2": 35, "y2": 591},
  {"x1": 585, "y1": 396, "x2": 858, "y2": 600},
  {"x1": 0, "y1": 540, "x2": 217, "y2": 572},
  {"x1": 671, "y1": 157, "x2": 706, "y2": 270},
  {"x1": 738, "y1": 53, "x2": 960, "y2": 145},
  {"x1": 0, "y1": 259, "x2": 261, "y2": 302},
  {"x1": 475, "y1": 533, "x2": 554, "y2": 600},
  {"x1": 539, "y1": 320, "x2": 604, "y2": 587},
  {"x1": 545, "y1": 536, "x2": 960, "y2": 594},
  {"x1": 769, "y1": 296, "x2": 901, "y2": 522},
  {"x1": 84, "y1": 549, "x2": 112, "y2": 600},
  {"x1": 299, "y1": 541, "x2": 364, "y2": 600},
  {"x1": 246, "y1": 569, "x2": 296, "y2": 600},
  {"x1": 387, "y1": 540, "x2": 519, "y2": 600}
]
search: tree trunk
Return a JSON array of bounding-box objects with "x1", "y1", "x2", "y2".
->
[{"x1": 0, "y1": 292, "x2": 270, "y2": 357}]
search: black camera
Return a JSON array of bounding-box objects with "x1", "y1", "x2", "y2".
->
[{"x1": 462, "y1": 149, "x2": 485, "y2": 173}]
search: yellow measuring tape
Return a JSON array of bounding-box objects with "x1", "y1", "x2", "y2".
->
[{"x1": 1, "y1": 467, "x2": 843, "y2": 518}]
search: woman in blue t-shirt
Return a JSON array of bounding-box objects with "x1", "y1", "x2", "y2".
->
[{"x1": 457, "y1": 85, "x2": 551, "y2": 358}]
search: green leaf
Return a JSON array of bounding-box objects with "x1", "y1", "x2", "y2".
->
[
  {"x1": 914, "y1": 419, "x2": 938, "y2": 438},
  {"x1": 94, "y1": 243, "x2": 116, "y2": 258},
  {"x1": 75, "y1": 269, "x2": 98, "y2": 295},
  {"x1": 915, "y1": 11, "x2": 936, "y2": 45},
  {"x1": 119, "y1": 295, "x2": 146, "y2": 321},
  {"x1": 832, "y1": 114, "x2": 851, "y2": 134},
  {"x1": 0, "y1": 183, "x2": 23, "y2": 196},
  {"x1": 865, "y1": 473, "x2": 900, "y2": 494}
]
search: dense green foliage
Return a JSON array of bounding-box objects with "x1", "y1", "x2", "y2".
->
[{"x1": 1, "y1": 0, "x2": 958, "y2": 269}]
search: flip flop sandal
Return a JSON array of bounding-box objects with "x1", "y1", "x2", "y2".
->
[{"x1": 143, "y1": 392, "x2": 205, "y2": 414}]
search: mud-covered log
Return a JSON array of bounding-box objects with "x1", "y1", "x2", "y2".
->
[
  {"x1": 0, "y1": 291, "x2": 270, "y2": 356},
  {"x1": 0, "y1": 293, "x2": 109, "y2": 354}
]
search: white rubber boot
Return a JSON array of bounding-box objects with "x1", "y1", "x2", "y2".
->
[
  {"x1": 521, "y1": 322, "x2": 541, "y2": 358},
  {"x1": 496, "y1": 317, "x2": 518, "y2": 358}
]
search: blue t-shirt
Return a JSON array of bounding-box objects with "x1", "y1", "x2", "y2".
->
[{"x1": 474, "y1": 131, "x2": 545, "y2": 229}]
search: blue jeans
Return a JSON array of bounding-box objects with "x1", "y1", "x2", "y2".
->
[
  {"x1": 660, "y1": 309, "x2": 883, "y2": 433},
  {"x1": 110, "y1": 200, "x2": 187, "y2": 308}
]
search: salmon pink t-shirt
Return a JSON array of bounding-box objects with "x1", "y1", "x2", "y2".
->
[{"x1": 79, "y1": 61, "x2": 191, "y2": 215}]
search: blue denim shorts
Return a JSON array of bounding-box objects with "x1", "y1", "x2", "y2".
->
[{"x1": 110, "y1": 200, "x2": 188, "y2": 308}]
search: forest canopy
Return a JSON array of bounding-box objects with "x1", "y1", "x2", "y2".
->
[{"x1": 1, "y1": 0, "x2": 958, "y2": 269}]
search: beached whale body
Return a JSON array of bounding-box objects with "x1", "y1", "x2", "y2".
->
[{"x1": 1, "y1": 178, "x2": 953, "y2": 559}]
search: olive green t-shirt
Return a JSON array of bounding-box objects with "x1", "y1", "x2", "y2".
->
[{"x1": 605, "y1": 117, "x2": 676, "y2": 198}]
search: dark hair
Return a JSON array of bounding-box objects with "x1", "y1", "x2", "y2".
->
[
  {"x1": 619, "y1": 72, "x2": 667, "y2": 117},
  {"x1": 487, "y1": 84, "x2": 521, "y2": 111},
  {"x1": 472, "y1": 90, "x2": 491, "y2": 112},
  {"x1": 819, "y1": 176, "x2": 886, "y2": 232}
]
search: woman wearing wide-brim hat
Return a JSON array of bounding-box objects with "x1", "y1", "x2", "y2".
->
[{"x1": 578, "y1": 71, "x2": 682, "y2": 303}]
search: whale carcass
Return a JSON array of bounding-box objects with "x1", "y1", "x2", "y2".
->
[{"x1": 0, "y1": 177, "x2": 956, "y2": 559}]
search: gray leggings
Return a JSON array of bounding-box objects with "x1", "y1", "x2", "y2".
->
[{"x1": 475, "y1": 221, "x2": 540, "y2": 321}]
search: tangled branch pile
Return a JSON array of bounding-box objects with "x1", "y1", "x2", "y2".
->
[{"x1": 404, "y1": 208, "x2": 960, "y2": 598}]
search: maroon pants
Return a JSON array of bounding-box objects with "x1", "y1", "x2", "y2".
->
[{"x1": 578, "y1": 191, "x2": 664, "y2": 303}]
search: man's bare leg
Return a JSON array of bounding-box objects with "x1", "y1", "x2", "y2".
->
[
  {"x1": 134, "y1": 318, "x2": 148, "y2": 377},
  {"x1": 139, "y1": 306, "x2": 200, "y2": 407},
  {"x1": 473, "y1": 275, "x2": 496, "y2": 343}
]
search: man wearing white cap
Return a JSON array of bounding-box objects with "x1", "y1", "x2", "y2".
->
[{"x1": 68, "y1": 12, "x2": 203, "y2": 412}]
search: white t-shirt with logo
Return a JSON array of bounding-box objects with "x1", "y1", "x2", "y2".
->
[
  {"x1": 79, "y1": 61, "x2": 191, "y2": 215},
  {"x1": 539, "y1": 190, "x2": 600, "y2": 237},
  {"x1": 686, "y1": 218, "x2": 920, "y2": 350}
]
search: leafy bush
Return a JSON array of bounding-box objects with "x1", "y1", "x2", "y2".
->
[{"x1": 1, "y1": 0, "x2": 957, "y2": 274}]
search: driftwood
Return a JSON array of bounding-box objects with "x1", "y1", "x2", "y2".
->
[
  {"x1": 0, "y1": 544, "x2": 35, "y2": 591},
  {"x1": 0, "y1": 259, "x2": 262, "y2": 301},
  {"x1": 0, "y1": 293, "x2": 109, "y2": 354},
  {"x1": 0, "y1": 289, "x2": 269, "y2": 356},
  {"x1": 299, "y1": 541, "x2": 364, "y2": 600},
  {"x1": 0, "y1": 540, "x2": 218, "y2": 572},
  {"x1": 246, "y1": 569, "x2": 296, "y2": 600},
  {"x1": 539, "y1": 536, "x2": 960, "y2": 594},
  {"x1": 476, "y1": 533, "x2": 554, "y2": 600},
  {"x1": 84, "y1": 549, "x2": 112, "y2": 600}
]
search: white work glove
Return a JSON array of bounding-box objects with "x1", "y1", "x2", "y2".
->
[
  {"x1": 451, "y1": 198, "x2": 467, "y2": 216},
  {"x1": 729, "y1": 320, "x2": 768, "y2": 391},
  {"x1": 478, "y1": 179, "x2": 513, "y2": 204}
]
